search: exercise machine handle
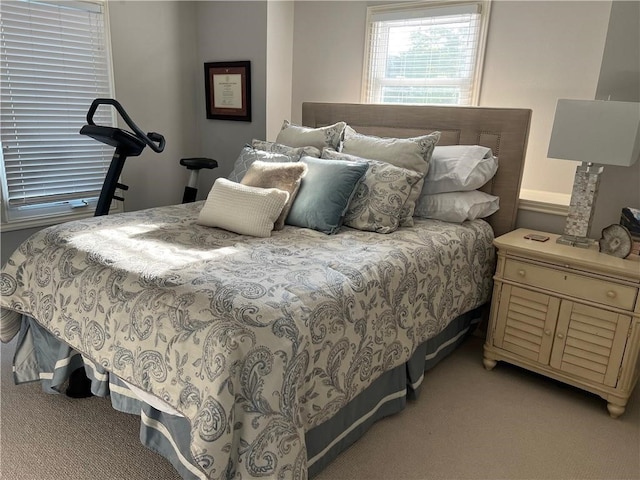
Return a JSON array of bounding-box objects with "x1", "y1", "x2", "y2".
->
[
  {"x1": 86, "y1": 98, "x2": 165, "y2": 153},
  {"x1": 146, "y1": 132, "x2": 166, "y2": 153}
]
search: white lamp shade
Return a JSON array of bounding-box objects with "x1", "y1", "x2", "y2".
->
[{"x1": 548, "y1": 99, "x2": 640, "y2": 167}]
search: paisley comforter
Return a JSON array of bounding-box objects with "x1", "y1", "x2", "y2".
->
[{"x1": 0, "y1": 201, "x2": 494, "y2": 479}]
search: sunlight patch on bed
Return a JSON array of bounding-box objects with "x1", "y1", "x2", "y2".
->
[{"x1": 68, "y1": 223, "x2": 240, "y2": 272}]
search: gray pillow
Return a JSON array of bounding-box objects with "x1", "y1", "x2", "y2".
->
[
  {"x1": 286, "y1": 156, "x2": 368, "y2": 234},
  {"x1": 341, "y1": 126, "x2": 440, "y2": 226},
  {"x1": 275, "y1": 120, "x2": 346, "y2": 151},
  {"x1": 228, "y1": 145, "x2": 293, "y2": 183},
  {"x1": 321, "y1": 149, "x2": 423, "y2": 234},
  {"x1": 251, "y1": 139, "x2": 321, "y2": 160}
]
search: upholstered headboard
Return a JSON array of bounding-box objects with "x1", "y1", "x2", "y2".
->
[{"x1": 302, "y1": 102, "x2": 531, "y2": 237}]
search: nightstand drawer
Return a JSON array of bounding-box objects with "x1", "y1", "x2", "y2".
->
[{"x1": 503, "y1": 259, "x2": 638, "y2": 310}]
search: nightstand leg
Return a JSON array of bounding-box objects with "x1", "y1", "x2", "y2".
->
[
  {"x1": 483, "y1": 357, "x2": 497, "y2": 370},
  {"x1": 606, "y1": 402, "x2": 625, "y2": 419}
]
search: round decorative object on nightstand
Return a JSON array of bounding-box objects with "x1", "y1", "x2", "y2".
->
[{"x1": 598, "y1": 224, "x2": 632, "y2": 258}]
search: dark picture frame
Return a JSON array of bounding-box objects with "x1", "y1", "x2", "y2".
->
[{"x1": 204, "y1": 61, "x2": 251, "y2": 122}]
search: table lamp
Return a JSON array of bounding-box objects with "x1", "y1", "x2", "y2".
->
[{"x1": 547, "y1": 99, "x2": 640, "y2": 247}]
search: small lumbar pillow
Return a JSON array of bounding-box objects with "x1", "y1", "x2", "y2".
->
[
  {"x1": 321, "y1": 149, "x2": 423, "y2": 234},
  {"x1": 421, "y1": 145, "x2": 498, "y2": 195},
  {"x1": 241, "y1": 160, "x2": 308, "y2": 230},
  {"x1": 197, "y1": 178, "x2": 289, "y2": 237},
  {"x1": 275, "y1": 120, "x2": 347, "y2": 151},
  {"x1": 413, "y1": 190, "x2": 499, "y2": 223},
  {"x1": 228, "y1": 145, "x2": 293, "y2": 183},
  {"x1": 286, "y1": 156, "x2": 368, "y2": 234},
  {"x1": 251, "y1": 139, "x2": 321, "y2": 160}
]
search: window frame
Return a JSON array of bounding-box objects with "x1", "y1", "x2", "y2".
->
[
  {"x1": 0, "y1": 0, "x2": 118, "y2": 232},
  {"x1": 362, "y1": 0, "x2": 492, "y2": 107}
]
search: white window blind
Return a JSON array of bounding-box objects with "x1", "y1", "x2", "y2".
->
[
  {"x1": 363, "y1": 0, "x2": 491, "y2": 106},
  {"x1": 0, "y1": 0, "x2": 115, "y2": 225}
]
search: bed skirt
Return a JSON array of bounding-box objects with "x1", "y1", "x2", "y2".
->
[{"x1": 11, "y1": 306, "x2": 483, "y2": 479}]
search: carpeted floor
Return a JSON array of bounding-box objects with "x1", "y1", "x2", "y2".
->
[{"x1": 1, "y1": 334, "x2": 638, "y2": 480}]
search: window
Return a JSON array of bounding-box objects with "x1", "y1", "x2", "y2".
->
[
  {"x1": 0, "y1": 0, "x2": 115, "y2": 228},
  {"x1": 363, "y1": 0, "x2": 491, "y2": 106}
]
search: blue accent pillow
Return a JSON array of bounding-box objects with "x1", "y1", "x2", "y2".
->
[{"x1": 286, "y1": 156, "x2": 368, "y2": 234}]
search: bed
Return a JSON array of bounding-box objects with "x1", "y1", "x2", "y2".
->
[{"x1": 0, "y1": 102, "x2": 531, "y2": 480}]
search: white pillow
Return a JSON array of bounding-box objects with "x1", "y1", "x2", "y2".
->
[
  {"x1": 421, "y1": 145, "x2": 498, "y2": 195},
  {"x1": 275, "y1": 120, "x2": 346, "y2": 151},
  {"x1": 197, "y1": 178, "x2": 289, "y2": 237},
  {"x1": 413, "y1": 190, "x2": 499, "y2": 223}
]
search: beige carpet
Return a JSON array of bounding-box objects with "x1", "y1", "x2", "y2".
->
[{"x1": 1, "y1": 335, "x2": 638, "y2": 480}]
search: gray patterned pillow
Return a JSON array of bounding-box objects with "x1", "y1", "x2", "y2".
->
[
  {"x1": 228, "y1": 145, "x2": 293, "y2": 183},
  {"x1": 275, "y1": 120, "x2": 346, "y2": 151},
  {"x1": 341, "y1": 126, "x2": 440, "y2": 227},
  {"x1": 321, "y1": 149, "x2": 423, "y2": 234},
  {"x1": 251, "y1": 139, "x2": 321, "y2": 160}
]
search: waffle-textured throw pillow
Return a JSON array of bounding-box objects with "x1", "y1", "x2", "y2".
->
[{"x1": 197, "y1": 178, "x2": 289, "y2": 237}]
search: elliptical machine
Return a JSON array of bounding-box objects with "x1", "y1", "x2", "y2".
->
[{"x1": 79, "y1": 98, "x2": 166, "y2": 216}]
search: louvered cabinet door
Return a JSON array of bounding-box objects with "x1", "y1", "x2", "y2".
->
[
  {"x1": 494, "y1": 285, "x2": 560, "y2": 364},
  {"x1": 549, "y1": 301, "x2": 632, "y2": 387}
]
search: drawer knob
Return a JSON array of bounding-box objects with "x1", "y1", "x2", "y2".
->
[
  {"x1": 557, "y1": 333, "x2": 565, "y2": 340},
  {"x1": 544, "y1": 329, "x2": 552, "y2": 336},
  {"x1": 606, "y1": 290, "x2": 617, "y2": 299},
  {"x1": 517, "y1": 269, "x2": 526, "y2": 277}
]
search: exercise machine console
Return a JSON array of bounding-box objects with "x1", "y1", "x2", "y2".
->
[{"x1": 80, "y1": 98, "x2": 165, "y2": 216}]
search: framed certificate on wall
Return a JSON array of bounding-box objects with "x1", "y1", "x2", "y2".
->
[{"x1": 204, "y1": 61, "x2": 251, "y2": 122}]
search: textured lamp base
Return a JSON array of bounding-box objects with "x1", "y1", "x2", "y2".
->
[
  {"x1": 561, "y1": 163, "x2": 603, "y2": 247},
  {"x1": 556, "y1": 234, "x2": 593, "y2": 248}
]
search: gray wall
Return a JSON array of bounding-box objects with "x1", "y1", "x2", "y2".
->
[
  {"x1": 505, "y1": 0, "x2": 640, "y2": 238},
  {"x1": 109, "y1": 0, "x2": 200, "y2": 211},
  {"x1": 596, "y1": 1, "x2": 640, "y2": 103},
  {"x1": 590, "y1": 0, "x2": 640, "y2": 237},
  {"x1": 194, "y1": 1, "x2": 269, "y2": 197},
  {"x1": 266, "y1": 1, "x2": 294, "y2": 141}
]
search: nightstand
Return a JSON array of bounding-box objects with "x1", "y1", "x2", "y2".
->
[{"x1": 483, "y1": 228, "x2": 640, "y2": 418}]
